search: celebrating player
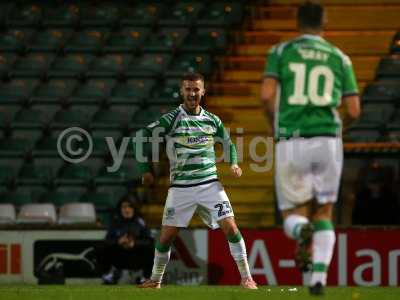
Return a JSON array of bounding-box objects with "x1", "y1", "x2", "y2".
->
[
  {"x1": 261, "y1": 1, "x2": 360, "y2": 295},
  {"x1": 135, "y1": 72, "x2": 257, "y2": 289}
]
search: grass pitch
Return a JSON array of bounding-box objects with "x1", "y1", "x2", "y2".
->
[{"x1": 0, "y1": 285, "x2": 399, "y2": 300}]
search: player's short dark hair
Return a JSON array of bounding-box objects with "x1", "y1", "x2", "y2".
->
[
  {"x1": 297, "y1": 1, "x2": 324, "y2": 30},
  {"x1": 181, "y1": 72, "x2": 204, "y2": 83}
]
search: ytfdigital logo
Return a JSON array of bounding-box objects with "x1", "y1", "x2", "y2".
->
[{"x1": 0, "y1": 244, "x2": 21, "y2": 275}]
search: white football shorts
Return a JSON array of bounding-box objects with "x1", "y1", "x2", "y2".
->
[
  {"x1": 162, "y1": 181, "x2": 234, "y2": 229},
  {"x1": 275, "y1": 137, "x2": 343, "y2": 211}
]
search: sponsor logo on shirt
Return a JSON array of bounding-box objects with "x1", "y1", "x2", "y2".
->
[{"x1": 187, "y1": 136, "x2": 209, "y2": 145}]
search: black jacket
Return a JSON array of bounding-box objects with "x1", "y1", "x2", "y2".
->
[{"x1": 105, "y1": 200, "x2": 153, "y2": 248}]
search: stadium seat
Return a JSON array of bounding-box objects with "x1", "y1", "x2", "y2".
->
[
  {"x1": 390, "y1": 31, "x2": 400, "y2": 54},
  {"x1": 353, "y1": 102, "x2": 395, "y2": 127},
  {"x1": 48, "y1": 54, "x2": 94, "y2": 78},
  {"x1": 96, "y1": 185, "x2": 128, "y2": 200},
  {"x1": 42, "y1": 4, "x2": 79, "y2": 27},
  {"x1": 64, "y1": 29, "x2": 109, "y2": 53},
  {"x1": 0, "y1": 79, "x2": 40, "y2": 104},
  {"x1": 91, "y1": 129, "x2": 122, "y2": 156},
  {"x1": 121, "y1": 3, "x2": 165, "y2": 26},
  {"x1": 0, "y1": 158, "x2": 23, "y2": 184},
  {"x1": 376, "y1": 56, "x2": 400, "y2": 79},
  {"x1": 11, "y1": 106, "x2": 56, "y2": 129},
  {"x1": 1, "y1": 186, "x2": 46, "y2": 206},
  {"x1": 87, "y1": 54, "x2": 132, "y2": 78},
  {"x1": 362, "y1": 79, "x2": 400, "y2": 102},
  {"x1": 70, "y1": 79, "x2": 116, "y2": 104},
  {"x1": 10, "y1": 53, "x2": 55, "y2": 78},
  {"x1": 45, "y1": 186, "x2": 86, "y2": 206},
  {"x1": 80, "y1": 191, "x2": 116, "y2": 209},
  {"x1": 0, "y1": 204, "x2": 16, "y2": 224},
  {"x1": 0, "y1": 28, "x2": 35, "y2": 53},
  {"x1": 17, "y1": 203, "x2": 57, "y2": 224},
  {"x1": 126, "y1": 54, "x2": 172, "y2": 78},
  {"x1": 18, "y1": 158, "x2": 63, "y2": 185},
  {"x1": 28, "y1": 29, "x2": 72, "y2": 52},
  {"x1": 31, "y1": 79, "x2": 78, "y2": 104},
  {"x1": 197, "y1": 2, "x2": 243, "y2": 26},
  {"x1": 131, "y1": 105, "x2": 174, "y2": 128},
  {"x1": 109, "y1": 79, "x2": 155, "y2": 105},
  {"x1": 150, "y1": 79, "x2": 181, "y2": 105},
  {"x1": 56, "y1": 164, "x2": 93, "y2": 185},
  {"x1": 0, "y1": 53, "x2": 17, "y2": 79},
  {"x1": 345, "y1": 126, "x2": 382, "y2": 143},
  {"x1": 0, "y1": 105, "x2": 21, "y2": 128},
  {"x1": 104, "y1": 27, "x2": 151, "y2": 53},
  {"x1": 33, "y1": 133, "x2": 61, "y2": 157},
  {"x1": 181, "y1": 28, "x2": 227, "y2": 53},
  {"x1": 159, "y1": 2, "x2": 204, "y2": 26},
  {"x1": 165, "y1": 54, "x2": 213, "y2": 77},
  {"x1": 7, "y1": 4, "x2": 42, "y2": 27},
  {"x1": 0, "y1": 130, "x2": 41, "y2": 157},
  {"x1": 94, "y1": 159, "x2": 141, "y2": 184},
  {"x1": 58, "y1": 203, "x2": 96, "y2": 224},
  {"x1": 143, "y1": 28, "x2": 188, "y2": 53},
  {"x1": 91, "y1": 104, "x2": 140, "y2": 129},
  {"x1": 79, "y1": 3, "x2": 119, "y2": 27},
  {"x1": 52, "y1": 107, "x2": 96, "y2": 128}
]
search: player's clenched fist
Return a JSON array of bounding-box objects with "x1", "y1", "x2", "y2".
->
[{"x1": 230, "y1": 164, "x2": 242, "y2": 178}]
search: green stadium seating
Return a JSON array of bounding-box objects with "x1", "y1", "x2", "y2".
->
[
  {"x1": 150, "y1": 79, "x2": 181, "y2": 105},
  {"x1": 376, "y1": 56, "x2": 400, "y2": 79},
  {"x1": 0, "y1": 105, "x2": 20, "y2": 128},
  {"x1": 11, "y1": 53, "x2": 55, "y2": 77},
  {"x1": 165, "y1": 53, "x2": 212, "y2": 77},
  {"x1": 45, "y1": 186, "x2": 87, "y2": 206},
  {"x1": 87, "y1": 54, "x2": 132, "y2": 78},
  {"x1": 11, "y1": 106, "x2": 57, "y2": 129},
  {"x1": 81, "y1": 191, "x2": 117, "y2": 209},
  {"x1": 181, "y1": 28, "x2": 227, "y2": 53},
  {"x1": 64, "y1": 29, "x2": 109, "y2": 53},
  {"x1": 104, "y1": 27, "x2": 151, "y2": 53},
  {"x1": 1, "y1": 186, "x2": 46, "y2": 206},
  {"x1": 126, "y1": 54, "x2": 172, "y2": 78},
  {"x1": 121, "y1": 3, "x2": 166, "y2": 26},
  {"x1": 352, "y1": 102, "x2": 395, "y2": 128},
  {"x1": 109, "y1": 79, "x2": 155, "y2": 105},
  {"x1": 197, "y1": 2, "x2": 243, "y2": 27},
  {"x1": 0, "y1": 158, "x2": 23, "y2": 184},
  {"x1": 131, "y1": 105, "x2": 174, "y2": 128},
  {"x1": 33, "y1": 132, "x2": 61, "y2": 157},
  {"x1": 57, "y1": 163, "x2": 94, "y2": 185},
  {"x1": 143, "y1": 28, "x2": 188, "y2": 53},
  {"x1": 70, "y1": 79, "x2": 116, "y2": 104},
  {"x1": 79, "y1": 3, "x2": 120, "y2": 27},
  {"x1": 18, "y1": 158, "x2": 63, "y2": 185},
  {"x1": 345, "y1": 126, "x2": 382, "y2": 143},
  {"x1": 159, "y1": 2, "x2": 204, "y2": 26},
  {"x1": 28, "y1": 29, "x2": 72, "y2": 52},
  {"x1": 48, "y1": 54, "x2": 94, "y2": 78},
  {"x1": 31, "y1": 79, "x2": 78, "y2": 104},
  {"x1": 7, "y1": 4, "x2": 42, "y2": 27},
  {"x1": 0, "y1": 134, "x2": 40, "y2": 157},
  {"x1": 51, "y1": 107, "x2": 96, "y2": 128},
  {"x1": 94, "y1": 159, "x2": 141, "y2": 185},
  {"x1": 0, "y1": 79, "x2": 40, "y2": 104},
  {"x1": 91, "y1": 129, "x2": 122, "y2": 156},
  {"x1": 91, "y1": 105, "x2": 139, "y2": 129},
  {"x1": 362, "y1": 80, "x2": 400, "y2": 102},
  {"x1": 42, "y1": 4, "x2": 79, "y2": 27},
  {"x1": 0, "y1": 28, "x2": 35, "y2": 52},
  {"x1": 0, "y1": 53, "x2": 17, "y2": 79}
]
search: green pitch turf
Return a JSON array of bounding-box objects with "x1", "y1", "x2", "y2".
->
[{"x1": 0, "y1": 285, "x2": 399, "y2": 300}]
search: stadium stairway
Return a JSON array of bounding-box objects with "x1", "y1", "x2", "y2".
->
[{"x1": 203, "y1": 0, "x2": 400, "y2": 228}]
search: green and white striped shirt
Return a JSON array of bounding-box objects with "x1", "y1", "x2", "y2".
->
[{"x1": 135, "y1": 104, "x2": 238, "y2": 186}]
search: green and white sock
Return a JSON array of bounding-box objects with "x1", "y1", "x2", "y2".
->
[
  {"x1": 150, "y1": 241, "x2": 171, "y2": 283},
  {"x1": 310, "y1": 220, "x2": 336, "y2": 286},
  {"x1": 228, "y1": 231, "x2": 252, "y2": 279}
]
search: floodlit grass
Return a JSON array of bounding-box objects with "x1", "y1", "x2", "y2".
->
[{"x1": 0, "y1": 285, "x2": 399, "y2": 300}]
